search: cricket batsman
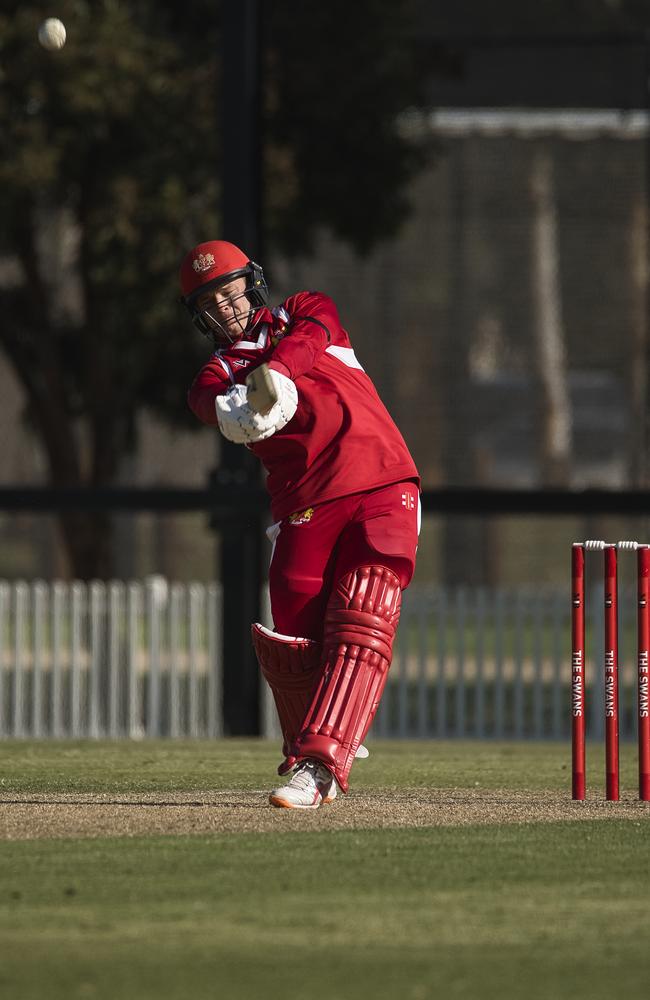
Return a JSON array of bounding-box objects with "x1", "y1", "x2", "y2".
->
[{"x1": 182, "y1": 240, "x2": 420, "y2": 809}]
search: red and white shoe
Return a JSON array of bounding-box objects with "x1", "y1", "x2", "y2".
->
[{"x1": 269, "y1": 759, "x2": 337, "y2": 810}]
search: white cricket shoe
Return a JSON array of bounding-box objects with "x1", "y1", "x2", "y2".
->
[{"x1": 269, "y1": 759, "x2": 337, "y2": 810}]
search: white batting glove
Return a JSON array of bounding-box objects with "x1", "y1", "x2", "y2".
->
[
  {"x1": 215, "y1": 374, "x2": 298, "y2": 445},
  {"x1": 261, "y1": 370, "x2": 298, "y2": 430},
  {"x1": 215, "y1": 385, "x2": 279, "y2": 444}
]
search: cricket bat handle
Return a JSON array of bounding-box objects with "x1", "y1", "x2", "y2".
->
[{"x1": 246, "y1": 363, "x2": 278, "y2": 415}]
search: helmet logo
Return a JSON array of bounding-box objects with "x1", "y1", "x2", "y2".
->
[{"x1": 192, "y1": 252, "x2": 216, "y2": 273}]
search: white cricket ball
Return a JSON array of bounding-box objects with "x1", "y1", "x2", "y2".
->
[{"x1": 38, "y1": 18, "x2": 67, "y2": 51}]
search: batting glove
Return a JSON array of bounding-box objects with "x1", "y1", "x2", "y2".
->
[
  {"x1": 215, "y1": 385, "x2": 277, "y2": 444},
  {"x1": 261, "y1": 369, "x2": 298, "y2": 430}
]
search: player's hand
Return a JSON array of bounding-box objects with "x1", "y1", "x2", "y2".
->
[
  {"x1": 214, "y1": 384, "x2": 282, "y2": 444},
  {"x1": 260, "y1": 369, "x2": 298, "y2": 427}
]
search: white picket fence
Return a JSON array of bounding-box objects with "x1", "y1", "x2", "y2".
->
[
  {"x1": 0, "y1": 578, "x2": 640, "y2": 741},
  {"x1": 0, "y1": 578, "x2": 222, "y2": 740}
]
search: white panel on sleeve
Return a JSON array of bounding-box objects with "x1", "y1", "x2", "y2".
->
[
  {"x1": 272, "y1": 306, "x2": 291, "y2": 325},
  {"x1": 324, "y1": 345, "x2": 365, "y2": 371},
  {"x1": 216, "y1": 356, "x2": 234, "y2": 381}
]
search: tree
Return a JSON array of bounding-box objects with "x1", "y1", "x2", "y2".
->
[
  {"x1": 0, "y1": 0, "x2": 430, "y2": 577},
  {"x1": 264, "y1": 0, "x2": 429, "y2": 256}
]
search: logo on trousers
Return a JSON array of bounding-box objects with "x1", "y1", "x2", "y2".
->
[
  {"x1": 288, "y1": 508, "x2": 314, "y2": 525},
  {"x1": 401, "y1": 493, "x2": 415, "y2": 510}
]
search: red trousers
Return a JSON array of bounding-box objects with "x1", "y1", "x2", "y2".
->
[{"x1": 267, "y1": 480, "x2": 420, "y2": 641}]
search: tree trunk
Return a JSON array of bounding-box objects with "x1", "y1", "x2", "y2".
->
[
  {"x1": 628, "y1": 198, "x2": 648, "y2": 487},
  {"x1": 1, "y1": 308, "x2": 120, "y2": 579},
  {"x1": 57, "y1": 511, "x2": 114, "y2": 580},
  {"x1": 530, "y1": 146, "x2": 572, "y2": 486},
  {"x1": 441, "y1": 139, "x2": 490, "y2": 586}
]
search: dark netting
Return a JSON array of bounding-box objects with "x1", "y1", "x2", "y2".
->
[
  {"x1": 271, "y1": 40, "x2": 649, "y2": 496},
  {"x1": 269, "y1": 36, "x2": 650, "y2": 586}
]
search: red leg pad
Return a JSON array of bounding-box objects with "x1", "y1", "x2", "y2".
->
[
  {"x1": 251, "y1": 624, "x2": 321, "y2": 774},
  {"x1": 292, "y1": 566, "x2": 402, "y2": 792}
]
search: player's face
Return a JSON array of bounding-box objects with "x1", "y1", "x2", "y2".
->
[{"x1": 196, "y1": 276, "x2": 251, "y2": 343}]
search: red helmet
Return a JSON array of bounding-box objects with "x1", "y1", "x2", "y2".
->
[{"x1": 179, "y1": 240, "x2": 269, "y2": 343}]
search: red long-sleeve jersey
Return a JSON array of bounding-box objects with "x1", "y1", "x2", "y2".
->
[{"x1": 188, "y1": 291, "x2": 420, "y2": 521}]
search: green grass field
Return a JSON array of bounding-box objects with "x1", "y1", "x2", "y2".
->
[{"x1": 1, "y1": 740, "x2": 649, "y2": 1000}]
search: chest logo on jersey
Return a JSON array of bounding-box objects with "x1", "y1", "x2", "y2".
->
[
  {"x1": 230, "y1": 359, "x2": 251, "y2": 369},
  {"x1": 288, "y1": 507, "x2": 314, "y2": 526}
]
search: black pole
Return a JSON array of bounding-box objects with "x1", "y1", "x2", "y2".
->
[
  {"x1": 222, "y1": 0, "x2": 262, "y2": 255},
  {"x1": 635, "y1": 38, "x2": 650, "y2": 548},
  {"x1": 217, "y1": 0, "x2": 264, "y2": 734}
]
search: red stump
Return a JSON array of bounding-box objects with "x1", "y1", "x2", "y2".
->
[{"x1": 571, "y1": 543, "x2": 586, "y2": 801}]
